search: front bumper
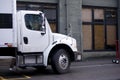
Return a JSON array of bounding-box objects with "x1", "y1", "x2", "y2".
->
[{"x1": 74, "y1": 51, "x2": 82, "y2": 61}]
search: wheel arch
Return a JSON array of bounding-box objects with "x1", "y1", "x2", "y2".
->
[{"x1": 48, "y1": 44, "x2": 75, "y2": 65}]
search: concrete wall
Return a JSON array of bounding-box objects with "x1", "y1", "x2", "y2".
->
[
  {"x1": 83, "y1": 51, "x2": 115, "y2": 59},
  {"x1": 58, "y1": 0, "x2": 83, "y2": 52},
  {"x1": 83, "y1": 0, "x2": 117, "y2": 7},
  {"x1": 58, "y1": 0, "x2": 66, "y2": 34}
]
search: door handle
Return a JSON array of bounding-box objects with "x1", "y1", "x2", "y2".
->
[{"x1": 23, "y1": 37, "x2": 28, "y2": 44}]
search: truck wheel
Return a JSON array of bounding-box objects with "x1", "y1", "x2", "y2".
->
[{"x1": 51, "y1": 49, "x2": 70, "y2": 74}]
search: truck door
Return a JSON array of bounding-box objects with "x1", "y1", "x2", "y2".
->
[{"x1": 20, "y1": 12, "x2": 49, "y2": 53}]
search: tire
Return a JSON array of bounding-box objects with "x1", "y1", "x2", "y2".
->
[
  {"x1": 51, "y1": 49, "x2": 71, "y2": 74},
  {"x1": 116, "y1": 60, "x2": 119, "y2": 64},
  {"x1": 112, "y1": 59, "x2": 116, "y2": 63}
]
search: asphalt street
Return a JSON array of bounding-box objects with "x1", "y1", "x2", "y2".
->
[{"x1": 0, "y1": 56, "x2": 120, "y2": 80}]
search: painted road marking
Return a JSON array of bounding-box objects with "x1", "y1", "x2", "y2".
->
[{"x1": 0, "y1": 75, "x2": 31, "y2": 80}]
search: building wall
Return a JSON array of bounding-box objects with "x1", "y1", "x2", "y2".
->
[
  {"x1": 83, "y1": 0, "x2": 117, "y2": 7},
  {"x1": 58, "y1": 0, "x2": 66, "y2": 34}
]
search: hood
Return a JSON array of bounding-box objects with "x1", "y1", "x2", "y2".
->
[
  {"x1": 52, "y1": 33, "x2": 78, "y2": 51},
  {"x1": 52, "y1": 33, "x2": 75, "y2": 45},
  {"x1": 52, "y1": 33, "x2": 67, "y2": 40}
]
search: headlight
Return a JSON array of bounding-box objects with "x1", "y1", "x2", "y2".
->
[{"x1": 72, "y1": 39, "x2": 78, "y2": 50}]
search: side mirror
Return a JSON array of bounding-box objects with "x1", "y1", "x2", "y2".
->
[
  {"x1": 40, "y1": 13, "x2": 46, "y2": 35},
  {"x1": 41, "y1": 26, "x2": 46, "y2": 35}
]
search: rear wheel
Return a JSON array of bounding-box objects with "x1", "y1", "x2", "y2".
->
[{"x1": 51, "y1": 49, "x2": 71, "y2": 74}]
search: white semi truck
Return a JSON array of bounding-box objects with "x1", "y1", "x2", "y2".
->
[{"x1": 0, "y1": 0, "x2": 81, "y2": 74}]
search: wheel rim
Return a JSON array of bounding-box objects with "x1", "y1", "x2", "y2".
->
[{"x1": 59, "y1": 54, "x2": 69, "y2": 70}]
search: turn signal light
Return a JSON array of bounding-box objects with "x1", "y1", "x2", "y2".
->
[{"x1": 5, "y1": 43, "x2": 13, "y2": 47}]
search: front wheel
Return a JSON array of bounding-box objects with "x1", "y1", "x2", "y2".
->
[{"x1": 51, "y1": 49, "x2": 71, "y2": 74}]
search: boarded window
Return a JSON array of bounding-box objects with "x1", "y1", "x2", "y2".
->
[
  {"x1": 49, "y1": 23, "x2": 56, "y2": 32},
  {"x1": 106, "y1": 25, "x2": 116, "y2": 48},
  {"x1": 94, "y1": 25, "x2": 105, "y2": 50},
  {"x1": 94, "y1": 9, "x2": 104, "y2": 20},
  {"x1": 82, "y1": 8, "x2": 92, "y2": 22},
  {"x1": 82, "y1": 7, "x2": 117, "y2": 51},
  {"x1": 83, "y1": 25, "x2": 92, "y2": 50}
]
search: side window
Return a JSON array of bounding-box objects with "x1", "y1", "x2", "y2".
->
[
  {"x1": 25, "y1": 14, "x2": 43, "y2": 31},
  {"x1": 0, "y1": 14, "x2": 12, "y2": 28}
]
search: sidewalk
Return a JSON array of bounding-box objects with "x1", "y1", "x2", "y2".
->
[{"x1": 71, "y1": 56, "x2": 115, "y2": 67}]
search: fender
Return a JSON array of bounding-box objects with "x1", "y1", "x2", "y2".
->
[{"x1": 43, "y1": 35, "x2": 78, "y2": 66}]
